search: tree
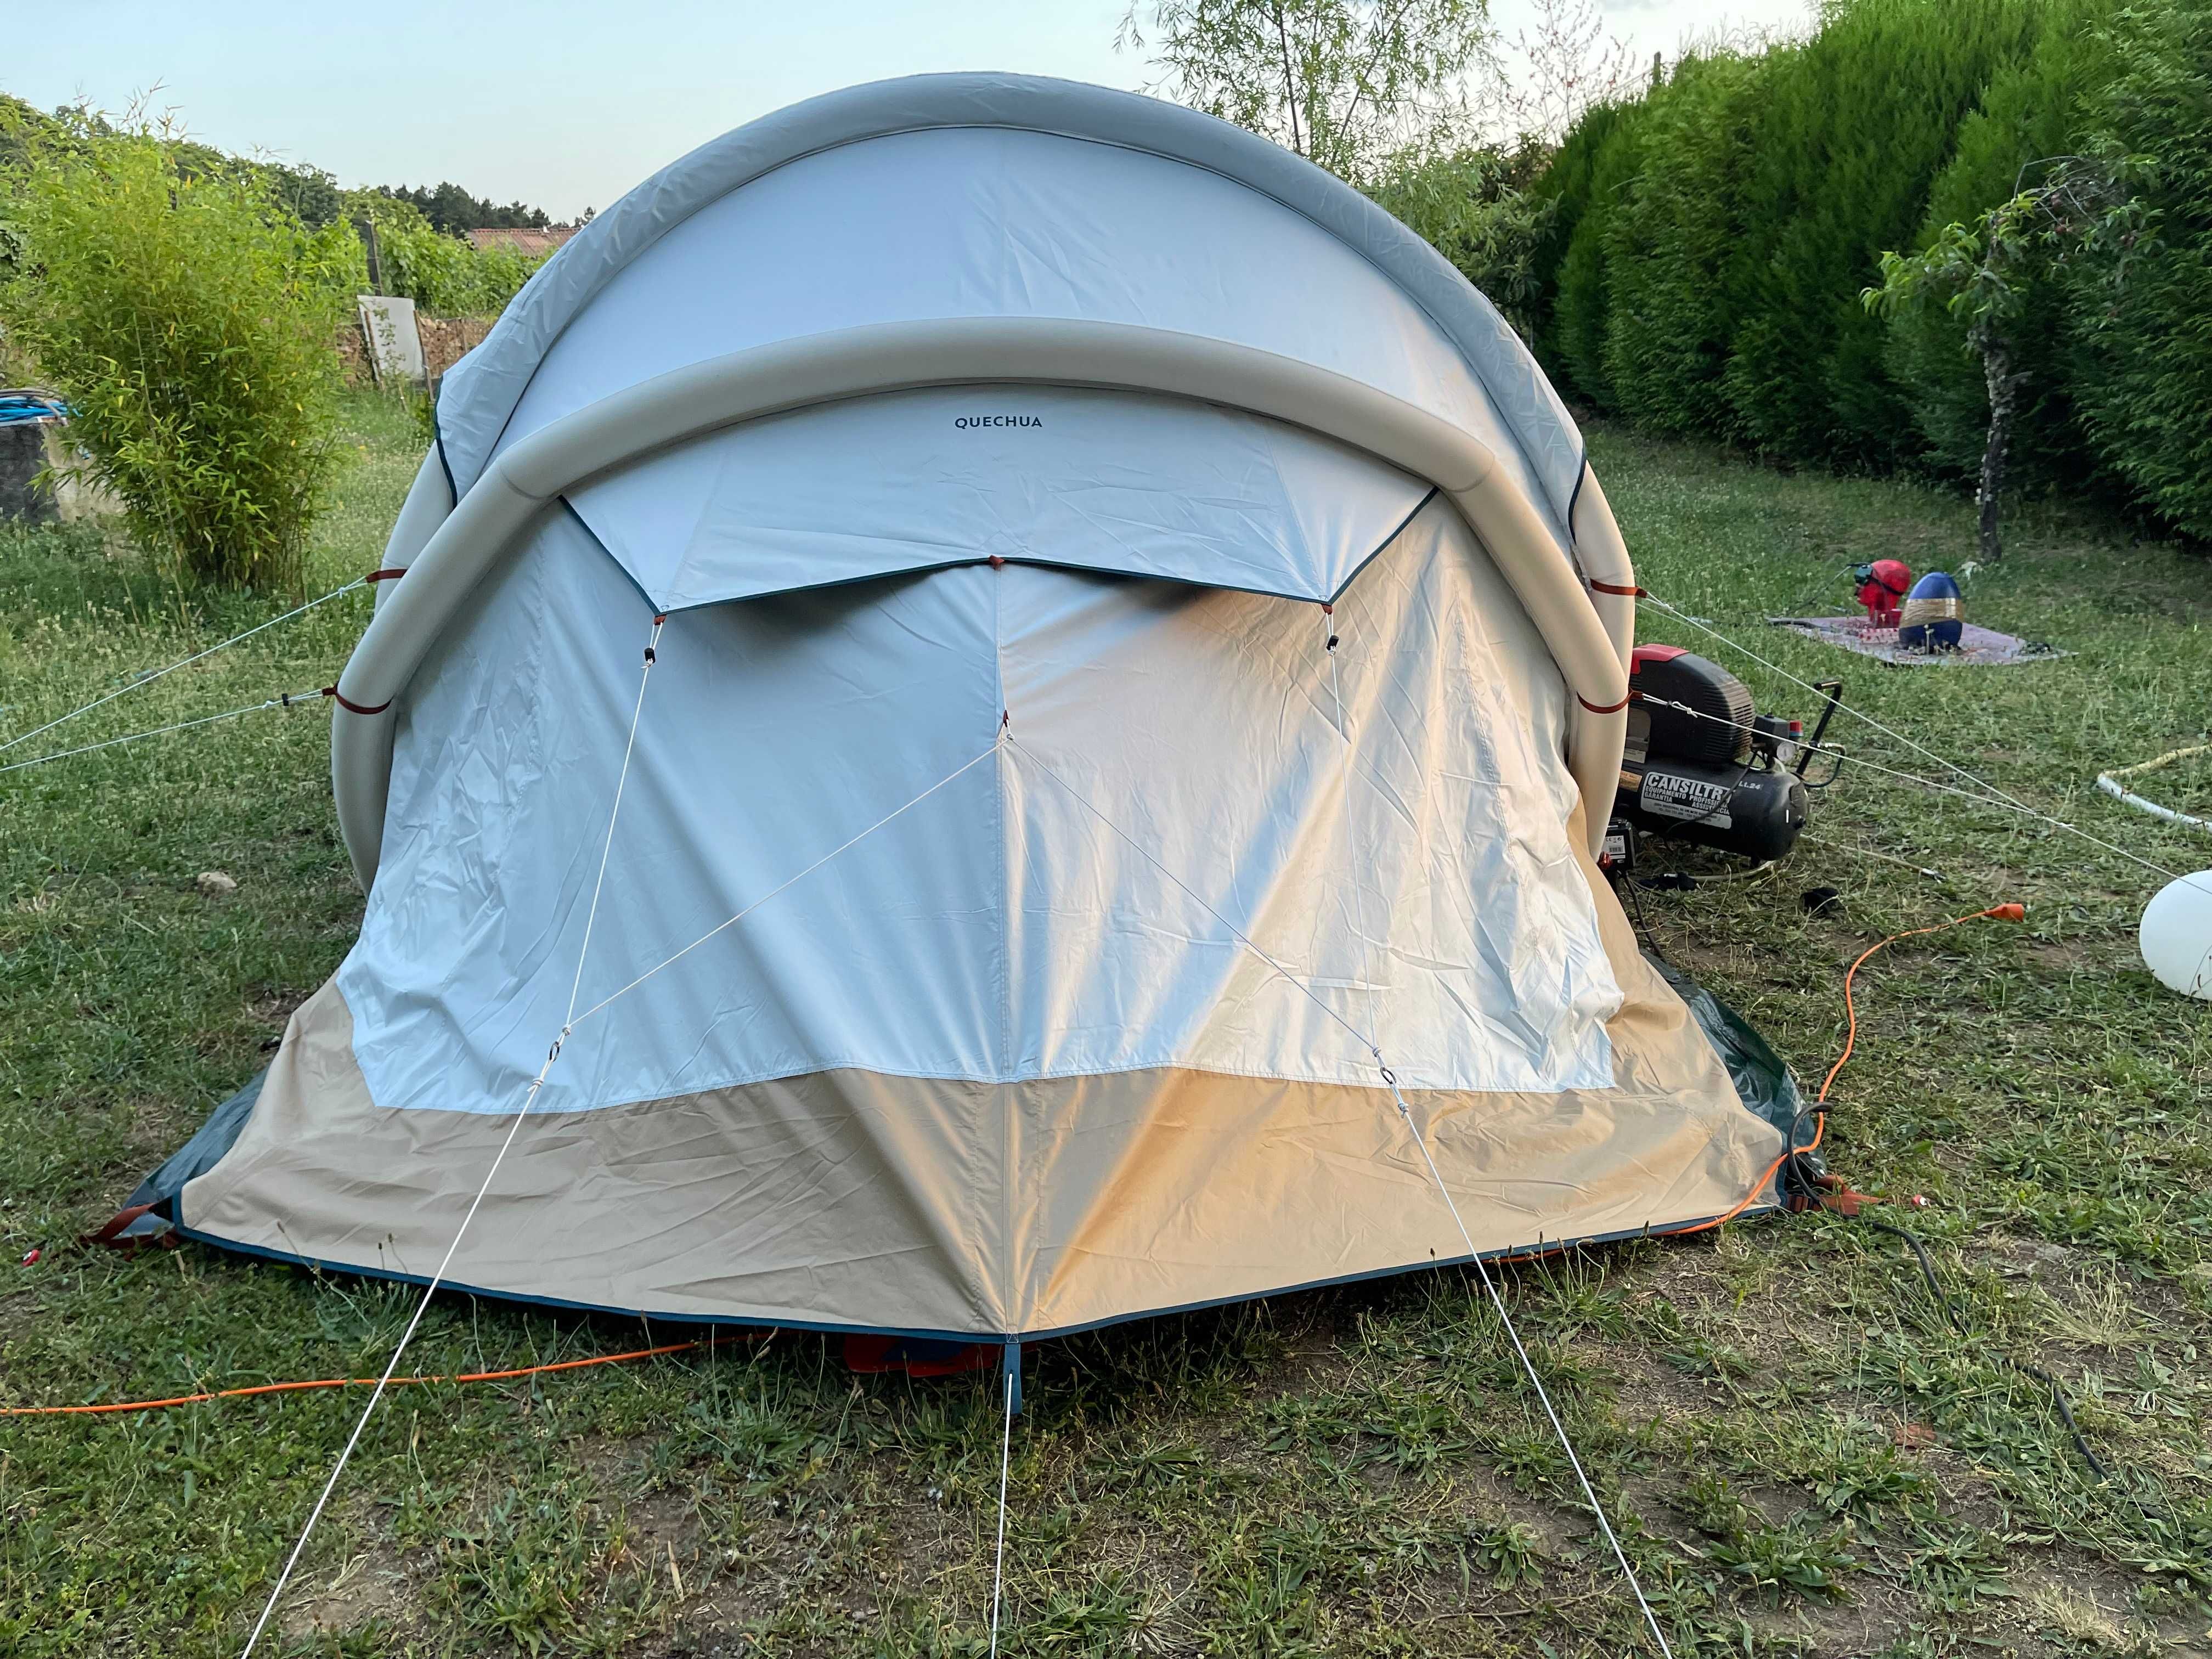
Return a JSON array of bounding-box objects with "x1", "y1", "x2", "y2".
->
[
  {"x1": 1485, "y1": 0, "x2": 1635, "y2": 145},
  {"x1": 1878, "y1": 0, "x2": 2118, "y2": 490},
  {"x1": 1367, "y1": 141, "x2": 1555, "y2": 337},
  {"x1": 1599, "y1": 48, "x2": 1779, "y2": 436},
  {"x1": 0, "y1": 111, "x2": 354, "y2": 589},
  {"x1": 2062, "y1": 0, "x2": 2212, "y2": 542},
  {"x1": 373, "y1": 180, "x2": 551, "y2": 234},
  {"x1": 1863, "y1": 151, "x2": 2147, "y2": 561},
  {"x1": 1118, "y1": 0, "x2": 1494, "y2": 182}
]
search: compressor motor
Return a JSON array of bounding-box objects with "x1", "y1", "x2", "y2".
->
[{"x1": 1610, "y1": 645, "x2": 1830, "y2": 865}]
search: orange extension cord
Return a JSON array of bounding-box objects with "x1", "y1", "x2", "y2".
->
[
  {"x1": 1818, "y1": 902, "x2": 2025, "y2": 1105},
  {"x1": 0, "y1": 1334, "x2": 756, "y2": 1418},
  {"x1": 1660, "y1": 900, "x2": 2025, "y2": 1236},
  {"x1": 6, "y1": 907, "x2": 2029, "y2": 1421}
]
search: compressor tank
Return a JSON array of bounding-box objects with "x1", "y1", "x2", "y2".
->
[{"x1": 1618, "y1": 757, "x2": 1808, "y2": 862}]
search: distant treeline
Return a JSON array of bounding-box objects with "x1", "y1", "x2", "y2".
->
[
  {"x1": 367, "y1": 182, "x2": 552, "y2": 235},
  {"x1": 0, "y1": 95, "x2": 560, "y2": 318},
  {"x1": 0, "y1": 94, "x2": 561, "y2": 234},
  {"x1": 1510, "y1": 0, "x2": 2209, "y2": 541}
]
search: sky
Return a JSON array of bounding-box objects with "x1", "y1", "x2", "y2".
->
[{"x1": 8, "y1": 1, "x2": 1818, "y2": 220}]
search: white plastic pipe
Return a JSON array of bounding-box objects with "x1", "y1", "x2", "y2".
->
[{"x1": 335, "y1": 319, "x2": 1629, "y2": 887}]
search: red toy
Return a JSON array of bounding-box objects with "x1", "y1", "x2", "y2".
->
[{"x1": 1852, "y1": 560, "x2": 1912, "y2": 628}]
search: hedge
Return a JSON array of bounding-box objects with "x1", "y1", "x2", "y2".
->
[{"x1": 2067, "y1": 0, "x2": 2212, "y2": 538}]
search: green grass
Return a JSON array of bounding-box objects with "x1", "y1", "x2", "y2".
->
[{"x1": 2, "y1": 396, "x2": 2208, "y2": 1656}]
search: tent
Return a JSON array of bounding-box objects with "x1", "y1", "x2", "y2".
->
[{"x1": 126, "y1": 75, "x2": 1803, "y2": 1350}]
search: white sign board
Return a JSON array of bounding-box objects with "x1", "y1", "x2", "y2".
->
[{"x1": 357, "y1": 294, "x2": 426, "y2": 387}]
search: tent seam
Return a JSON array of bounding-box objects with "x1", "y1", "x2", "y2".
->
[
  {"x1": 993, "y1": 568, "x2": 1017, "y2": 1333},
  {"x1": 1325, "y1": 485, "x2": 1442, "y2": 605},
  {"x1": 167, "y1": 1202, "x2": 1776, "y2": 1346}
]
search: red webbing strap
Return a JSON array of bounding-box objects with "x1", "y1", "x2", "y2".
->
[
  {"x1": 322, "y1": 687, "x2": 391, "y2": 716},
  {"x1": 1580, "y1": 577, "x2": 1640, "y2": 713},
  {"x1": 81, "y1": 1203, "x2": 176, "y2": 1251},
  {"x1": 366, "y1": 567, "x2": 408, "y2": 584}
]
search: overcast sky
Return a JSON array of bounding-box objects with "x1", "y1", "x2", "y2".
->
[{"x1": 9, "y1": 1, "x2": 1817, "y2": 220}]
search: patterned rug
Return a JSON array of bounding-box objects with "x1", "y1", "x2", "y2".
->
[{"x1": 1768, "y1": 616, "x2": 2067, "y2": 667}]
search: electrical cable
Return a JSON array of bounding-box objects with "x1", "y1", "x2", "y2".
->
[
  {"x1": 1790, "y1": 906, "x2": 2164, "y2": 1509},
  {"x1": 1853, "y1": 1216, "x2": 2117, "y2": 1487},
  {"x1": 1798, "y1": 831, "x2": 1942, "y2": 881},
  {"x1": 0, "y1": 1334, "x2": 755, "y2": 1418},
  {"x1": 1817, "y1": 905, "x2": 2025, "y2": 1104}
]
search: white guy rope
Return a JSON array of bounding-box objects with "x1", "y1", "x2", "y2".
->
[
  {"x1": 1387, "y1": 1074, "x2": 1674, "y2": 1656},
  {"x1": 988, "y1": 1363, "x2": 1015, "y2": 1656},
  {"x1": 1800, "y1": 831, "x2": 1943, "y2": 881},
  {"x1": 236, "y1": 613, "x2": 666, "y2": 1659},
  {"x1": 567, "y1": 743, "x2": 1001, "y2": 1029},
  {"x1": 1015, "y1": 720, "x2": 1672, "y2": 1649},
  {"x1": 0, "y1": 577, "x2": 367, "y2": 756},
  {"x1": 1639, "y1": 592, "x2": 2183, "y2": 884},
  {"x1": 2096, "y1": 744, "x2": 2212, "y2": 836},
  {"x1": 0, "y1": 688, "x2": 328, "y2": 776},
  {"x1": 1318, "y1": 617, "x2": 1673, "y2": 1657},
  {"x1": 1642, "y1": 592, "x2": 2050, "y2": 815},
  {"x1": 1003, "y1": 735, "x2": 1380, "y2": 1059},
  {"x1": 1633, "y1": 690, "x2": 2185, "y2": 886}
]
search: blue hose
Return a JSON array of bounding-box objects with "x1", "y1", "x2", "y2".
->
[{"x1": 0, "y1": 391, "x2": 69, "y2": 429}]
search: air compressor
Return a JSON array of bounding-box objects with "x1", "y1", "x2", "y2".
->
[{"x1": 1607, "y1": 645, "x2": 1834, "y2": 866}]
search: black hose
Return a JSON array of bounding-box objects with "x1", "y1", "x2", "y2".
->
[{"x1": 1854, "y1": 1215, "x2": 2119, "y2": 1488}]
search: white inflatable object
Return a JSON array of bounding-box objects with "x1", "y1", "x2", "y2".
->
[{"x1": 2140, "y1": 872, "x2": 2212, "y2": 1000}]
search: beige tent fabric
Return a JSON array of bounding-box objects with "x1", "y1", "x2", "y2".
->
[{"x1": 182, "y1": 840, "x2": 1779, "y2": 1338}]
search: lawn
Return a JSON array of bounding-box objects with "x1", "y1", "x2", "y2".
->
[{"x1": 2, "y1": 392, "x2": 2207, "y2": 1658}]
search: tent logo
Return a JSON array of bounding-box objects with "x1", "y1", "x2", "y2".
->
[{"x1": 954, "y1": 415, "x2": 1043, "y2": 430}]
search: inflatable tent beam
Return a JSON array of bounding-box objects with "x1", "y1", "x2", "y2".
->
[
  {"x1": 334, "y1": 319, "x2": 1632, "y2": 887},
  {"x1": 1568, "y1": 471, "x2": 1637, "y2": 670},
  {"x1": 373, "y1": 452, "x2": 453, "y2": 615}
]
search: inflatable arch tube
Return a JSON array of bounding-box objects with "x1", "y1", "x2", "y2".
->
[{"x1": 333, "y1": 319, "x2": 1632, "y2": 886}]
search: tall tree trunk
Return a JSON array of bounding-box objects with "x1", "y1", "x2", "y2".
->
[{"x1": 1977, "y1": 336, "x2": 2022, "y2": 565}]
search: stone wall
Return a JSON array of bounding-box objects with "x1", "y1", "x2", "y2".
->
[
  {"x1": 417, "y1": 314, "x2": 495, "y2": 381},
  {"x1": 337, "y1": 311, "x2": 493, "y2": 388},
  {"x1": 336, "y1": 321, "x2": 373, "y2": 386},
  {"x1": 0, "y1": 423, "x2": 121, "y2": 525}
]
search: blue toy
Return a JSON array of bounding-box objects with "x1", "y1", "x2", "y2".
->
[{"x1": 1897, "y1": 571, "x2": 1963, "y2": 651}]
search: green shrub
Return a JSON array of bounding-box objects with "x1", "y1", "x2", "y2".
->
[
  {"x1": 1539, "y1": 98, "x2": 1649, "y2": 409},
  {"x1": 0, "y1": 119, "x2": 354, "y2": 590},
  {"x1": 1368, "y1": 144, "x2": 1556, "y2": 342},
  {"x1": 1718, "y1": 0, "x2": 2055, "y2": 467},
  {"x1": 371, "y1": 213, "x2": 546, "y2": 318},
  {"x1": 1599, "y1": 48, "x2": 1782, "y2": 438},
  {"x1": 1883, "y1": 0, "x2": 2121, "y2": 485},
  {"x1": 2066, "y1": 0, "x2": 2212, "y2": 540}
]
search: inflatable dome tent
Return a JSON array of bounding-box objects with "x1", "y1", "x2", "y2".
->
[{"x1": 125, "y1": 75, "x2": 1803, "y2": 1349}]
